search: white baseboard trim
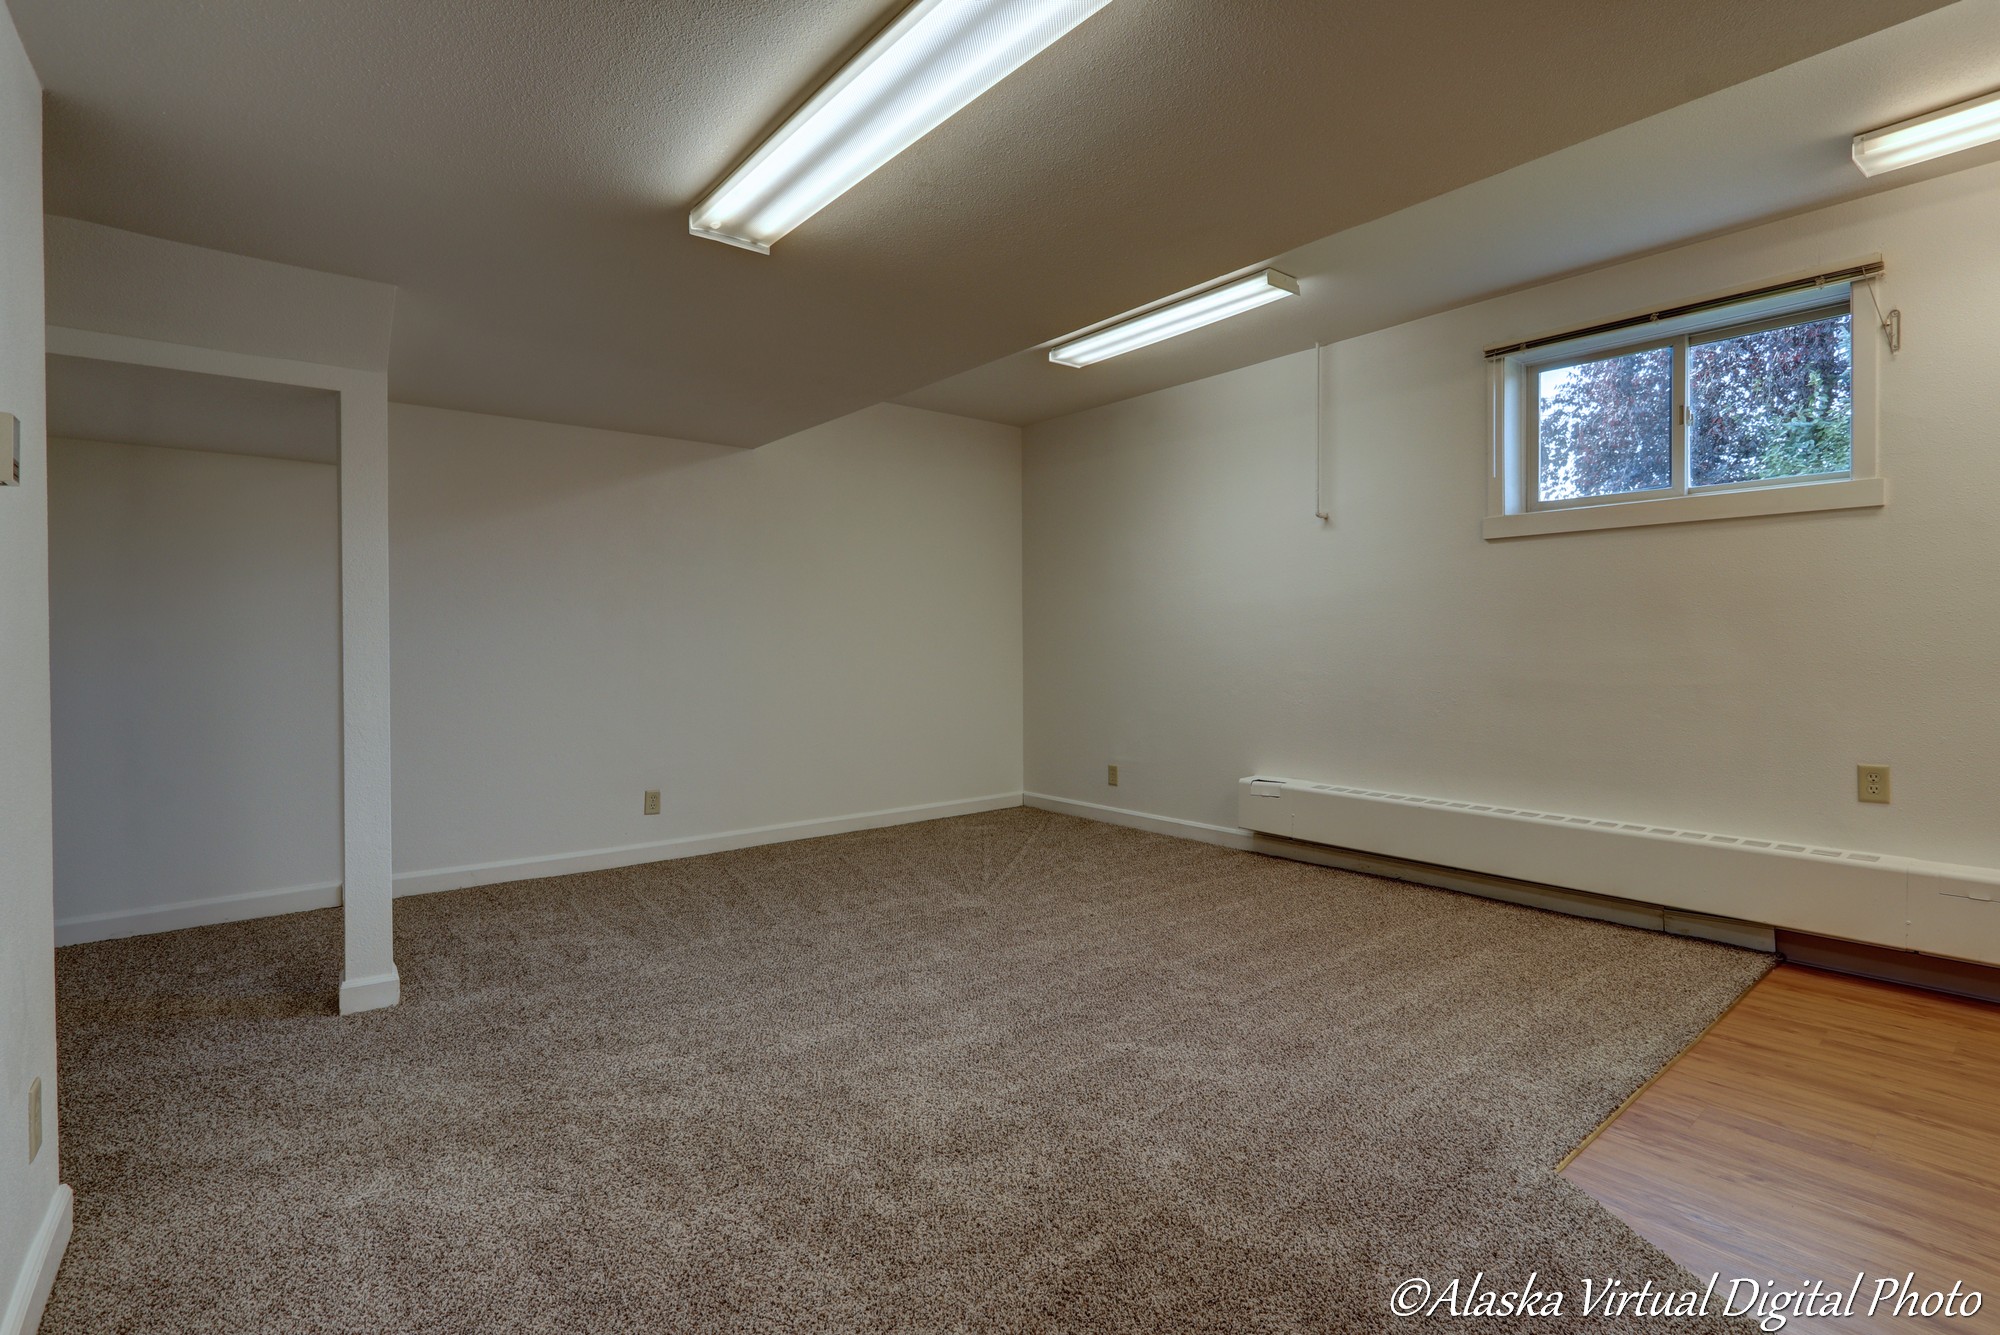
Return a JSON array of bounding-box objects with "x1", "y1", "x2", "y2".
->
[
  {"x1": 1023, "y1": 792, "x2": 1259, "y2": 849},
  {"x1": 392, "y1": 792, "x2": 1027, "y2": 898},
  {"x1": 51, "y1": 795, "x2": 1028, "y2": 948},
  {"x1": 1022, "y1": 791, "x2": 1775, "y2": 951},
  {"x1": 338, "y1": 969, "x2": 402, "y2": 1015},
  {"x1": 2, "y1": 1184, "x2": 72, "y2": 1335},
  {"x1": 54, "y1": 880, "x2": 343, "y2": 947}
]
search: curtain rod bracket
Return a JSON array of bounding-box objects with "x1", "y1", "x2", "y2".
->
[{"x1": 1863, "y1": 278, "x2": 1901, "y2": 354}]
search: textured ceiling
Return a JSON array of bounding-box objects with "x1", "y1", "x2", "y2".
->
[
  {"x1": 903, "y1": 1, "x2": 2000, "y2": 426},
  {"x1": 14, "y1": 0, "x2": 1954, "y2": 446}
]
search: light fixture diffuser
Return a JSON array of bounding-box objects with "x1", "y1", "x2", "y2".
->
[
  {"x1": 1049, "y1": 270, "x2": 1300, "y2": 367},
  {"x1": 1852, "y1": 86, "x2": 2000, "y2": 177},
  {"x1": 690, "y1": 0, "x2": 1112, "y2": 253}
]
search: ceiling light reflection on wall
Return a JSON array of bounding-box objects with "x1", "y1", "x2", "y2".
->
[
  {"x1": 689, "y1": 0, "x2": 1113, "y2": 253},
  {"x1": 1852, "y1": 87, "x2": 2000, "y2": 176},
  {"x1": 1049, "y1": 270, "x2": 1300, "y2": 368}
]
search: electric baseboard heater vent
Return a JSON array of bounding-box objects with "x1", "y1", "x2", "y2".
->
[{"x1": 1237, "y1": 776, "x2": 2000, "y2": 966}]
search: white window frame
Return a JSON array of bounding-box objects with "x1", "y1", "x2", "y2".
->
[{"x1": 1484, "y1": 274, "x2": 1884, "y2": 540}]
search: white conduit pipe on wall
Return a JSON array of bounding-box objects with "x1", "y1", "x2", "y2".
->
[{"x1": 1313, "y1": 343, "x2": 1329, "y2": 522}]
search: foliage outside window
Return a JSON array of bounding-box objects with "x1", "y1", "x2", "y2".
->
[{"x1": 1529, "y1": 309, "x2": 1853, "y2": 510}]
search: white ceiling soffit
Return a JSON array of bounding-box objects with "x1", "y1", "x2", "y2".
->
[
  {"x1": 45, "y1": 218, "x2": 397, "y2": 373},
  {"x1": 14, "y1": 0, "x2": 1954, "y2": 448},
  {"x1": 902, "y1": 0, "x2": 2000, "y2": 426},
  {"x1": 47, "y1": 355, "x2": 342, "y2": 464}
]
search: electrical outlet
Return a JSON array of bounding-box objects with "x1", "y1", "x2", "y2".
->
[
  {"x1": 1857, "y1": 765, "x2": 1891, "y2": 805},
  {"x1": 642, "y1": 789, "x2": 661, "y2": 816},
  {"x1": 1107, "y1": 764, "x2": 1118, "y2": 787},
  {"x1": 27, "y1": 1077, "x2": 40, "y2": 1162}
]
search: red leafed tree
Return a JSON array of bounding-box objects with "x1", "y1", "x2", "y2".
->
[
  {"x1": 1690, "y1": 314, "x2": 1851, "y2": 486},
  {"x1": 1537, "y1": 313, "x2": 1850, "y2": 500},
  {"x1": 1537, "y1": 346, "x2": 1672, "y2": 501}
]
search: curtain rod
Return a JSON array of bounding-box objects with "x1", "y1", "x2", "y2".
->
[{"x1": 1483, "y1": 262, "x2": 1885, "y2": 361}]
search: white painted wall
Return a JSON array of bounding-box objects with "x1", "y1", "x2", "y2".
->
[
  {"x1": 47, "y1": 438, "x2": 342, "y2": 940},
  {"x1": 1025, "y1": 157, "x2": 2000, "y2": 885},
  {"x1": 45, "y1": 216, "x2": 397, "y2": 373},
  {"x1": 0, "y1": 11, "x2": 67, "y2": 1334},
  {"x1": 41, "y1": 398, "x2": 1022, "y2": 936},
  {"x1": 390, "y1": 401, "x2": 1023, "y2": 885}
]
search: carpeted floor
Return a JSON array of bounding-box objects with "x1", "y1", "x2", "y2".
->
[{"x1": 48, "y1": 807, "x2": 1770, "y2": 1333}]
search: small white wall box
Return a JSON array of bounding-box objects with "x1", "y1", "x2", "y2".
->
[{"x1": 1, "y1": 412, "x2": 16, "y2": 484}]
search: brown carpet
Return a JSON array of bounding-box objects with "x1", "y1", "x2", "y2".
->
[{"x1": 48, "y1": 807, "x2": 1769, "y2": 1333}]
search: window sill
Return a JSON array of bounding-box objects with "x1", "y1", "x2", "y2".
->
[{"x1": 1483, "y1": 476, "x2": 1885, "y2": 540}]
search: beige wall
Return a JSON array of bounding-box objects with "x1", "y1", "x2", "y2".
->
[
  {"x1": 48, "y1": 439, "x2": 341, "y2": 939},
  {"x1": 41, "y1": 396, "x2": 1025, "y2": 938},
  {"x1": 0, "y1": 4, "x2": 59, "y2": 1322},
  {"x1": 389, "y1": 401, "x2": 1025, "y2": 884},
  {"x1": 1025, "y1": 157, "x2": 2000, "y2": 889}
]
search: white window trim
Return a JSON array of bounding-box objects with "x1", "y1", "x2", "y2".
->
[{"x1": 1483, "y1": 271, "x2": 1884, "y2": 540}]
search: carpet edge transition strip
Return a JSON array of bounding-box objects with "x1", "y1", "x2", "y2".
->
[{"x1": 1552, "y1": 972, "x2": 1763, "y2": 1174}]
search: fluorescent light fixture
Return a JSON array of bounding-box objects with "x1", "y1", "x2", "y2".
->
[
  {"x1": 1049, "y1": 270, "x2": 1300, "y2": 367},
  {"x1": 1852, "y1": 86, "x2": 2000, "y2": 177},
  {"x1": 690, "y1": 0, "x2": 1112, "y2": 253}
]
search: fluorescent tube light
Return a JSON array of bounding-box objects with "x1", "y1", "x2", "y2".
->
[
  {"x1": 690, "y1": 0, "x2": 1112, "y2": 252},
  {"x1": 1049, "y1": 270, "x2": 1300, "y2": 367},
  {"x1": 1852, "y1": 87, "x2": 2000, "y2": 177}
]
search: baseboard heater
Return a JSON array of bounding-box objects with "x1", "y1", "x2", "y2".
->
[{"x1": 1237, "y1": 776, "x2": 2000, "y2": 968}]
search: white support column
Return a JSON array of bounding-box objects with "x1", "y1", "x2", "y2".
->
[
  {"x1": 336, "y1": 375, "x2": 398, "y2": 1013},
  {"x1": 46, "y1": 329, "x2": 401, "y2": 1014}
]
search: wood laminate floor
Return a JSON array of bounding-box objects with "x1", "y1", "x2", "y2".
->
[{"x1": 1565, "y1": 964, "x2": 2000, "y2": 1333}]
